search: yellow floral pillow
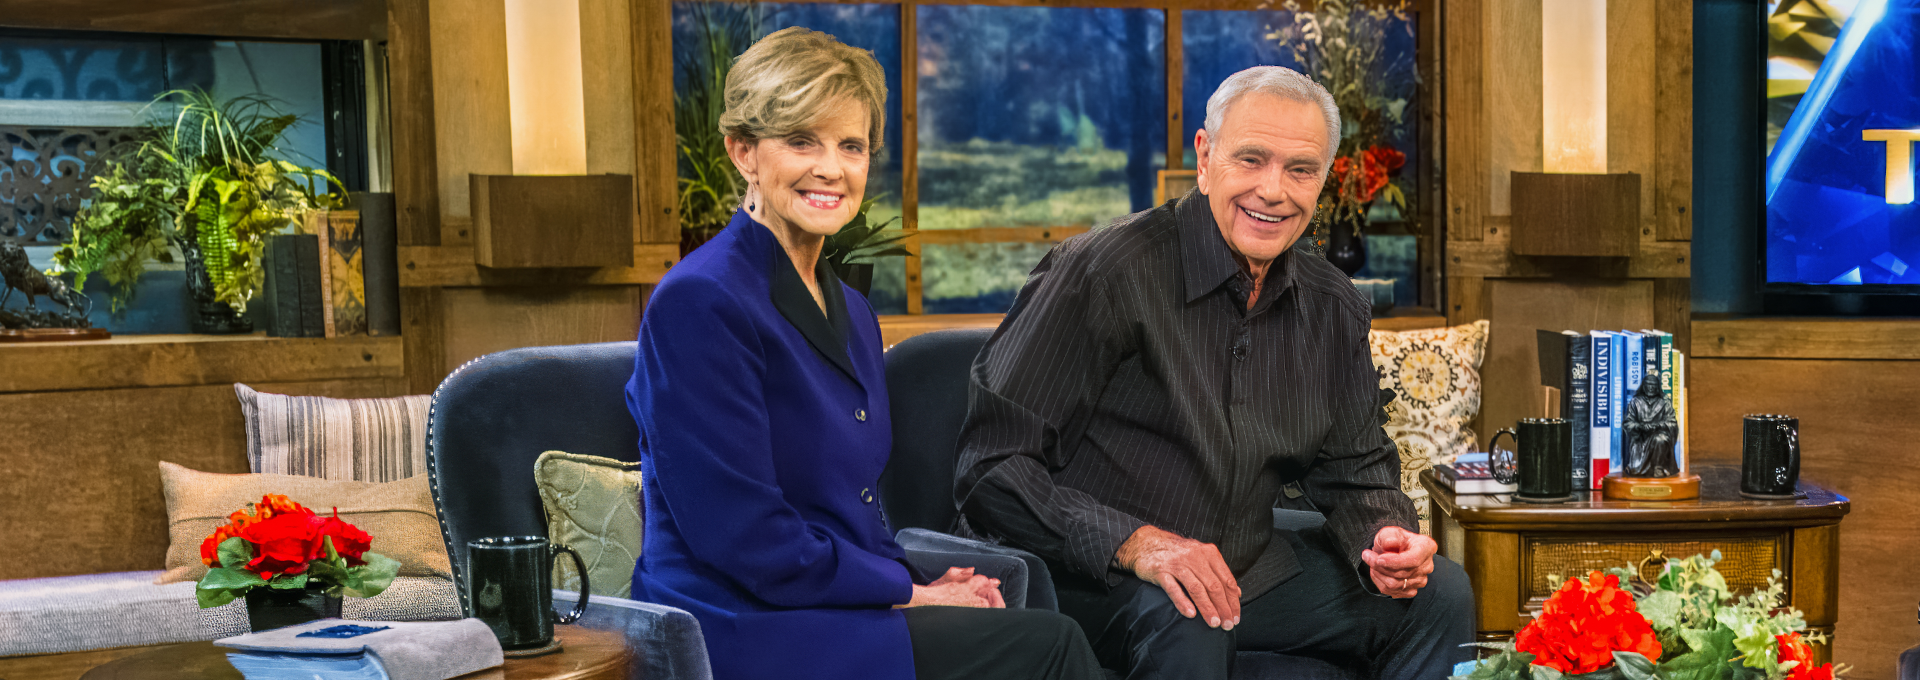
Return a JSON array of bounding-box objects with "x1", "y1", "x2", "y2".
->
[{"x1": 1369, "y1": 320, "x2": 1490, "y2": 533}]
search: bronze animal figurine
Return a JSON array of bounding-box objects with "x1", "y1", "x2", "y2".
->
[{"x1": 0, "y1": 241, "x2": 91, "y2": 318}]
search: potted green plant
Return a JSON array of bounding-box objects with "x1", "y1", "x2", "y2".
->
[
  {"x1": 822, "y1": 196, "x2": 912, "y2": 297},
  {"x1": 675, "y1": 2, "x2": 758, "y2": 256},
  {"x1": 51, "y1": 89, "x2": 342, "y2": 333}
]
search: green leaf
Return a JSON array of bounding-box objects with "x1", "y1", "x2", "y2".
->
[
  {"x1": 1662, "y1": 625, "x2": 1740, "y2": 680},
  {"x1": 268, "y1": 572, "x2": 309, "y2": 590},
  {"x1": 1636, "y1": 589, "x2": 1682, "y2": 631},
  {"x1": 216, "y1": 537, "x2": 253, "y2": 571},
  {"x1": 1611, "y1": 652, "x2": 1657, "y2": 680},
  {"x1": 196, "y1": 586, "x2": 240, "y2": 609},
  {"x1": 199, "y1": 566, "x2": 266, "y2": 591},
  {"x1": 341, "y1": 552, "x2": 401, "y2": 599}
]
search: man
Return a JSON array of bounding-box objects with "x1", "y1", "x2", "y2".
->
[{"x1": 953, "y1": 66, "x2": 1474, "y2": 679}]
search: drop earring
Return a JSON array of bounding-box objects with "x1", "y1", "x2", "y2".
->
[{"x1": 747, "y1": 182, "x2": 757, "y2": 212}]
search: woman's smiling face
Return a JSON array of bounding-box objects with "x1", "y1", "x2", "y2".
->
[{"x1": 728, "y1": 97, "x2": 872, "y2": 237}]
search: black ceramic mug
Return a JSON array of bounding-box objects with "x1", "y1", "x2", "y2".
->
[
  {"x1": 1741, "y1": 414, "x2": 1801, "y2": 499},
  {"x1": 467, "y1": 536, "x2": 590, "y2": 649},
  {"x1": 1487, "y1": 418, "x2": 1575, "y2": 503}
]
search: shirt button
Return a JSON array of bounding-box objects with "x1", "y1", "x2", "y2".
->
[
  {"x1": 855, "y1": 409, "x2": 867, "y2": 422},
  {"x1": 860, "y1": 488, "x2": 874, "y2": 503}
]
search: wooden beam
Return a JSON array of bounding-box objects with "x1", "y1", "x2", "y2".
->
[
  {"x1": 397, "y1": 244, "x2": 677, "y2": 287},
  {"x1": 902, "y1": 2, "x2": 924, "y2": 314},
  {"x1": 1692, "y1": 318, "x2": 1920, "y2": 361},
  {"x1": 633, "y1": 0, "x2": 678, "y2": 243},
  {"x1": 1653, "y1": 278, "x2": 1691, "y2": 356},
  {"x1": 0, "y1": 335, "x2": 401, "y2": 395},
  {"x1": 913, "y1": 226, "x2": 1091, "y2": 245},
  {"x1": 1654, "y1": 0, "x2": 1694, "y2": 241},
  {"x1": 0, "y1": 0, "x2": 387, "y2": 40},
  {"x1": 1446, "y1": 239, "x2": 1689, "y2": 278},
  {"x1": 388, "y1": 0, "x2": 441, "y2": 246},
  {"x1": 1442, "y1": 0, "x2": 1485, "y2": 241},
  {"x1": 428, "y1": 0, "x2": 512, "y2": 246}
]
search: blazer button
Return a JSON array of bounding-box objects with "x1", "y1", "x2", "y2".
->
[
  {"x1": 860, "y1": 488, "x2": 874, "y2": 503},
  {"x1": 855, "y1": 409, "x2": 867, "y2": 422}
]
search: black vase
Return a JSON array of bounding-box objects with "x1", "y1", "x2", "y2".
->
[
  {"x1": 1325, "y1": 213, "x2": 1368, "y2": 276},
  {"x1": 177, "y1": 234, "x2": 253, "y2": 335},
  {"x1": 244, "y1": 586, "x2": 342, "y2": 632},
  {"x1": 836, "y1": 262, "x2": 874, "y2": 297}
]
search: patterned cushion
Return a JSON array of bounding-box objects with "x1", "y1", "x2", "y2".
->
[
  {"x1": 1369, "y1": 320, "x2": 1490, "y2": 533},
  {"x1": 155, "y1": 462, "x2": 453, "y2": 584},
  {"x1": 0, "y1": 571, "x2": 458, "y2": 656},
  {"x1": 534, "y1": 451, "x2": 642, "y2": 598},
  {"x1": 235, "y1": 383, "x2": 431, "y2": 482}
]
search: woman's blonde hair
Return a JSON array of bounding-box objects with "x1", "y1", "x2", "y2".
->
[{"x1": 720, "y1": 27, "x2": 887, "y2": 154}]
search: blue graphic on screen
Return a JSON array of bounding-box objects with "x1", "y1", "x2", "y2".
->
[{"x1": 1764, "y1": 0, "x2": 1920, "y2": 286}]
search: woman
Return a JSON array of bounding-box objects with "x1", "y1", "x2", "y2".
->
[{"x1": 627, "y1": 27, "x2": 1103, "y2": 680}]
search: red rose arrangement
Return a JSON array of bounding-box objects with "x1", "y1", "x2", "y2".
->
[
  {"x1": 1330, "y1": 145, "x2": 1408, "y2": 206},
  {"x1": 1515, "y1": 571, "x2": 1662, "y2": 674},
  {"x1": 194, "y1": 494, "x2": 399, "y2": 608},
  {"x1": 1778, "y1": 632, "x2": 1836, "y2": 680}
]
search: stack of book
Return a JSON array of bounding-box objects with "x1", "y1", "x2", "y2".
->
[
  {"x1": 259, "y1": 194, "x2": 401, "y2": 338},
  {"x1": 1537, "y1": 329, "x2": 1690, "y2": 489},
  {"x1": 1430, "y1": 452, "x2": 1518, "y2": 495}
]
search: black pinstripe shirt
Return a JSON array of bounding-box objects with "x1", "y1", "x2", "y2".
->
[{"x1": 954, "y1": 189, "x2": 1415, "y2": 601}]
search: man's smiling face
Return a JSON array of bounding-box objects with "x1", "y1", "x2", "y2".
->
[{"x1": 1194, "y1": 92, "x2": 1330, "y2": 268}]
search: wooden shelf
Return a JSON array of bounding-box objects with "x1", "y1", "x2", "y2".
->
[
  {"x1": 1692, "y1": 316, "x2": 1920, "y2": 361},
  {"x1": 0, "y1": 332, "x2": 402, "y2": 394},
  {"x1": 398, "y1": 244, "x2": 677, "y2": 288}
]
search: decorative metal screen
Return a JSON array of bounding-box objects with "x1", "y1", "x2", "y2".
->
[{"x1": 0, "y1": 125, "x2": 141, "y2": 245}]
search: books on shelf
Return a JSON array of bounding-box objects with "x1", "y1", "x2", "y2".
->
[
  {"x1": 1431, "y1": 452, "x2": 1518, "y2": 495},
  {"x1": 215, "y1": 618, "x2": 502, "y2": 680},
  {"x1": 1540, "y1": 328, "x2": 1688, "y2": 488}
]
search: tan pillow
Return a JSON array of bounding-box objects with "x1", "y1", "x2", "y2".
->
[
  {"x1": 156, "y1": 461, "x2": 452, "y2": 584},
  {"x1": 1369, "y1": 320, "x2": 1490, "y2": 533},
  {"x1": 534, "y1": 451, "x2": 642, "y2": 598}
]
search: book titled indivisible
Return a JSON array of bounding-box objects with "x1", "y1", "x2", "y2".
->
[
  {"x1": 1431, "y1": 453, "x2": 1518, "y2": 495},
  {"x1": 216, "y1": 618, "x2": 503, "y2": 680}
]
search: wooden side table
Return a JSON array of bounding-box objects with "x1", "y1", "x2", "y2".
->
[{"x1": 1423, "y1": 465, "x2": 1849, "y2": 663}]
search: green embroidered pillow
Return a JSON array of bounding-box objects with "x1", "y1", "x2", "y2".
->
[{"x1": 533, "y1": 451, "x2": 642, "y2": 598}]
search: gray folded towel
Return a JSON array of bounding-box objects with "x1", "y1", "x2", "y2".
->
[{"x1": 215, "y1": 618, "x2": 504, "y2": 680}]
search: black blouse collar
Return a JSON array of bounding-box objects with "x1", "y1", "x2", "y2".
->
[{"x1": 759, "y1": 219, "x2": 858, "y2": 385}]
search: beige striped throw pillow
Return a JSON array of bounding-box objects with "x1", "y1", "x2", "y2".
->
[{"x1": 235, "y1": 384, "x2": 432, "y2": 482}]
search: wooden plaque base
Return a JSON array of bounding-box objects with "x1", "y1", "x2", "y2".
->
[
  {"x1": 1601, "y1": 473, "x2": 1701, "y2": 501},
  {"x1": 0, "y1": 327, "x2": 110, "y2": 343}
]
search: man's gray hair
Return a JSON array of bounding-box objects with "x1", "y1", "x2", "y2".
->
[{"x1": 1203, "y1": 66, "x2": 1341, "y2": 169}]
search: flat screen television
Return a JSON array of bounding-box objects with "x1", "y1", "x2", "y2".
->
[{"x1": 1765, "y1": 0, "x2": 1920, "y2": 293}]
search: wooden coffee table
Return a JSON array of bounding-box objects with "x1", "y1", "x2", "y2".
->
[
  {"x1": 1424, "y1": 464, "x2": 1849, "y2": 664},
  {"x1": 0, "y1": 624, "x2": 630, "y2": 680}
]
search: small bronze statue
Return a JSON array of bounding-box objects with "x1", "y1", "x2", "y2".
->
[
  {"x1": 0, "y1": 241, "x2": 94, "y2": 330},
  {"x1": 1622, "y1": 374, "x2": 1680, "y2": 478}
]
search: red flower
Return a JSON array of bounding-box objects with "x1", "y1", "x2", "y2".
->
[
  {"x1": 1514, "y1": 571, "x2": 1662, "y2": 674},
  {"x1": 1778, "y1": 633, "x2": 1833, "y2": 680},
  {"x1": 237, "y1": 505, "x2": 326, "y2": 579},
  {"x1": 317, "y1": 508, "x2": 373, "y2": 566},
  {"x1": 1328, "y1": 146, "x2": 1407, "y2": 205}
]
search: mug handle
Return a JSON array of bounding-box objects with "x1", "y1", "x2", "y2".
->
[
  {"x1": 1486, "y1": 428, "x2": 1518, "y2": 485},
  {"x1": 550, "y1": 544, "x2": 590, "y2": 624}
]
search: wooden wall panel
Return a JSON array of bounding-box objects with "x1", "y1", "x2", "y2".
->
[
  {"x1": 1607, "y1": 0, "x2": 1656, "y2": 231},
  {"x1": 436, "y1": 286, "x2": 649, "y2": 378},
  {"x1": 1482, "y1": 280, "x2": 1653, "y2": 448},
  {"x1": 429, "y1": 0, "x2": 512, "y2": 246},
  {"x1": 389, "y1": 0, "x2": 442, "y2": 247},
  {"x1": 0, "y1": 379, "x2": 408, "y2": 581},
  {"x1": 1654, "y1": 0, "x2": 1694, "y2": 242},
  {"x1": 1483, "y1": 0, "x2": 1541, "y2": 217},
  {"x1": 1442, "y1": 0, "x2": 1485, "y2": 241},
  {"x1": 1690, "y1": 358, "x2": 1920, "y2": 680},
  {"x1": 0, "y1": 0, "x2": 386, "y2": 40},
  {"x1": 632, "y1": 0, "x2": 678, "y2": 244},
  {"x1": 583, "y1": 0, "x2": 639, "y2": 179},
  {"x1": 0, "y1": 335, "x2": 401, "y2": 395}
]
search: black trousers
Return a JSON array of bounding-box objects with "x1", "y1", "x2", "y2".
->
[
  {"x1": 1053, "y1": 527, "x2": 1475, "y2": 680},
  {"x1": 904, "y1": 605, "x2": 1108, "y2": 680}
]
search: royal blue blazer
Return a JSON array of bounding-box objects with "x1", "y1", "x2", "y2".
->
[{"x1": 627, "y1": 210, "x2": 917, "y2": 680}]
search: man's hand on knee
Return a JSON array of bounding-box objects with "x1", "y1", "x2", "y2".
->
[
  {"x1": 1362, "y1": 526, "x2": 1437, "y2": 599},
  {"x1": 1114, "y1": 525, "x2": 1242, "y2": 630}
]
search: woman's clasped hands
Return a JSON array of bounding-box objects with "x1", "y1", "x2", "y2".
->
[{"x1": 904, "y1": 567, "x2": 1006, "y2": 609}]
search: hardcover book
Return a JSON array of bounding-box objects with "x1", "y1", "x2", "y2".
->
[
  {"x1": 355, "y1": 192, "x2": 401, "y2": 337},
  {"x1": 1566, "y1": 331, "x2": 1592, "y2": 489},
  {"x1": 326, "y1": 209, "x2": 369, "y2": 336},
  {"x1": 1608, "y1": 331, "x2": 1626, "y2": 479},
  {"x1": 1590, "y1": 331, "x2": 1614, "y2": 486},
  {"x1": 294, "y1": 236, "x2": 326, "y2": 338},
  {"x1": 1431, "y1": 453, "x2": 1519, "y2": 495}
]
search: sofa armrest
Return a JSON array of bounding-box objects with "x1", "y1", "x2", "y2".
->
[
  {"x1": 555, "y1": 590, "x2": 711, "y2": 680},
  {"x1": 895, "y1": 528, "x2": 1057, "y2": 611}
]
